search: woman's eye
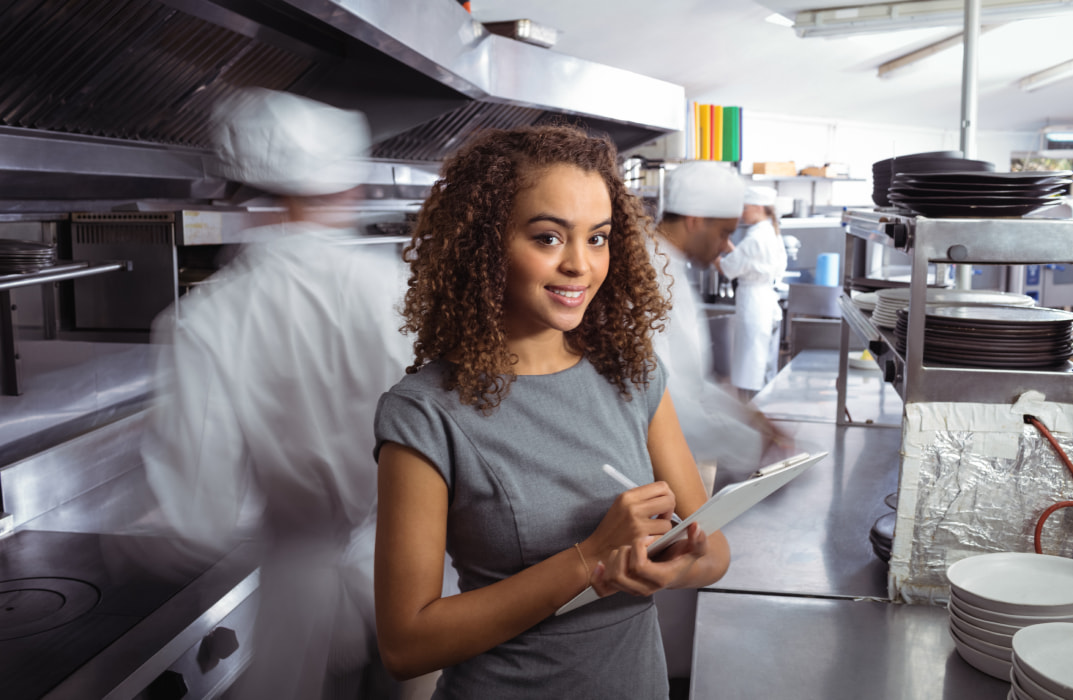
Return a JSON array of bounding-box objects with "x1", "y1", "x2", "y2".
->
[
  {"x1": 590, "y1": 233, "x2": 610, "y2": 246},
  {"x1": 534, "y1": 233, "x2": 561, "y2": 245}
]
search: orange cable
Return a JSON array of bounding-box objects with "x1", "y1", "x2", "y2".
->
[{"x1": 1026, "y1": 415, "x2": 1073, "y2": 555}]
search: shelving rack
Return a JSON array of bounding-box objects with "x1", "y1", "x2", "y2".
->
[
  {"x1": 835, "y1": 209, "x2": 1073, "y2": 423},
  {"x1": 0, "y1": 260, "x2": 131, "y2": 395}
]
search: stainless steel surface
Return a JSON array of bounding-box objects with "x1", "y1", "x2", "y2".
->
[
  {"x1": 0, "y1": 260, "x2": 130, "y2": 292},
  {"x1": 691, "y1": 593, "x2": 1009, "y2": 700},
  {"x1": 708, "y1": 418, "x2": 899, "y2": 600},
  {"x1": 0, "y1": 0, "x2": 683, "y2": 208},
  {"x1": 0, "y1": 340, "x2": 152, "y2": 466},
  {"x1": 754, "y1": 349, "x2": 903, "y2": 427}
]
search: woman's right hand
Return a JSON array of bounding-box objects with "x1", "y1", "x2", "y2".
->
[{"x1": 577, "y1": 481, "x2": 677, "y2": 584}]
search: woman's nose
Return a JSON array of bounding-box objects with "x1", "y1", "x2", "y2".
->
[{"x1": 559, "y1": 241, "x2": 590, "y2": 275}]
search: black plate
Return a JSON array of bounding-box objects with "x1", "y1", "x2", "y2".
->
[
  {"x1": 891, "y1": 158, "x2": 994, "y2": 175},
  {"x1": 901, "y1": 201, "x2": 1060, "y2": 217},
  {"x1": 890, "y1": 177, "x2": 1070, "y2": 193},
  {"x1": 888, "y1": 192, "x2": 1061, "y2": 205},
  {"x1": 925, "y1": 304, "x2": 1073, "y2": 325},
  {"x1": 892, "y1": 170, "x2": 1072, "y2": 184}
]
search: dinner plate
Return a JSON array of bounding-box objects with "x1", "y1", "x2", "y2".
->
[
  {"x1": 927, "y1": 305, "x2": 1073, "y2": 327},
  {"x1": 901, "y1": 201, "x2": 1060, "y2": 218},
  {"x1": 951, "y1": 627, "x2": 1014, "y2": 680},
  {"x1": 949, "y1": 554, "x2": 1073, "y2": 614},
  {"x1": 1012, "y1": 661, "x2": 1066, "y2": 700},
  {"x1": 1012, "y1": 623, "x2": 1073, "y2": 696},
  {"x1": 948, "y1": 600, "x2": 1023, "y2": 636},
  {"x1": 950, "y1": 621, "x2": 1014, "y2": 661},
  {"x1": 949, "y1": 589, "x2": 1073, "y2": 626},
  {"x1": 894, "y1": 170, "x2": 1073, "y2": 184},
  {"x1": 949, "y1": 610, "x2": 1016, "y2": 648}
]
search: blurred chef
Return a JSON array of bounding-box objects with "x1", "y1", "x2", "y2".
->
[
  {"x1": 715, "y1": 185, "x2": 788, "y2": 400},
  {"x1": 652, "y1": 161, "x2": 782, "y2": 477},
  {"x1": 141, "y1": 88, "x2": 411, "y2": 699}
]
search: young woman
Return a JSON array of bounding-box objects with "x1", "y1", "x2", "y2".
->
[{"x1": 373, "y1": 125, "x2": 731, "y2": 698}]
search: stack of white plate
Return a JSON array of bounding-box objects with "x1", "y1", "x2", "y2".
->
[
  {"x1": 870, "y1": 287, "x2": 1035, "y2": 329},
  {"x1": 946, "y1": 553, "x2": 1073, "y2": 681},
  {"x1": 850, "y1": 290, "x2": 877, "y2": 313},
  {"x1": 1010, "y1": 622, "x2": 1073, "y2": 699}
]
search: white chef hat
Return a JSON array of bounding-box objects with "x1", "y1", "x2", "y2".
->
[
  {"x1": 743, "y1": 186, "x2": 778, "y2": 207},
  {"x1": 663, "y1": 161, "x2": 745, "y2": 218},
  {"x1": 212, "y1": 88, "x2": 370, "y2": 197}
]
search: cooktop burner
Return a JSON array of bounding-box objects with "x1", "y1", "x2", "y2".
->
[{"x1": 0, "y1": 529, "x2": 215, "y2": 699}]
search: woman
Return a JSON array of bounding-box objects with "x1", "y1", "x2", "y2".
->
[
  {"x1": 715, "y1": 186, "x2": 788, "y2": 400},
  {"x1": 373, "y1": 125, "x2": 731, "y2": 698}
]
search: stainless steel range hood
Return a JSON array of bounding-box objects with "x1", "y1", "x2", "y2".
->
[{"x1": 0, "y1": 0, "x2": 684, "y2": 211}]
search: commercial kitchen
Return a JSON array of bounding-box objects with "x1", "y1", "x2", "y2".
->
[{"x1": 2, "y1": 1, "x2": 1073, "y2": 698}]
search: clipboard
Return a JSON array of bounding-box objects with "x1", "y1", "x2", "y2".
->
[{"x1": 555, "y1": 451, "x2": 828, "y2": 616}]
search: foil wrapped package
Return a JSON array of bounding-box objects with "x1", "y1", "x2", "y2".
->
[{"x1": 889, "y1": 392, "x2": 1073, "y2": 604}]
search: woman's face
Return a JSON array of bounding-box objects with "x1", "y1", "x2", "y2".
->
[{"x1": 501, "y1": 163, "x2": 612, "y2": 340}]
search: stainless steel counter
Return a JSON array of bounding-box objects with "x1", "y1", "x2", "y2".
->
[
  {"x1": 689, "y1": 351, "x2": 1013, "y2": 698},
  {"x1": 691, "y1": 593, "x2": 1009, "y2": 699}
]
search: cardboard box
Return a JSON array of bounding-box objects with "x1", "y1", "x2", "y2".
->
[
  {"x1": 800, "y1": 163, "x2": 850, "y2": 178},
  {"x1": 752, "y1": 161, "x2": 796, "y2": 176}
]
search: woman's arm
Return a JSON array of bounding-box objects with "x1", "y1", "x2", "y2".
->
[
  {"x1": 589, "y1": 390, "x2": 731, "y2": 597},
  {"x1": 374, "y1": 441, "x2": 679, "y2": 680}
]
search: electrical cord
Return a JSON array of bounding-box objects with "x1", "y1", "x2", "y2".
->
[{"x1": 1025, "y1": 415, "x2": 1073, "y2": 555}]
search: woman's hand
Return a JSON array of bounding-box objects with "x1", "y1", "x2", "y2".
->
[
  {"x1": 589, "y1": 523, "x2": 709, "y2": 598},
  {"x1": 577, "y1": 481, "x2": 677, "y2": 582}
]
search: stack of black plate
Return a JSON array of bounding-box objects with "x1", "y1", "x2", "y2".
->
[
  {"x1": 871, "y1": 151, "x2": 975, "y2": 207},
  {"x1": 0, "y1": 239, "x2": 57, "y2": 274},
  {"x1": 893, "y1": 304, "x2": 1073, "y2": 370},
  {"x1": 870, "y1": 512, "x2": 894, "y2": 562},
  {"x1": 888, "y1": 170, "x2": 1072, "y2": 218}
]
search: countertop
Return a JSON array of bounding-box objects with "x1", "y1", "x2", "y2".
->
[{"x1": 688, "y1": 351, "x2": 1011, "y2": 699}]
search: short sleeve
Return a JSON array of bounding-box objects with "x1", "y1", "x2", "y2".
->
[
  {"x1": 645, "y1": 356, "x2": 669, "y2": 422},
  {"x1": 374, "y1": 388, "x2": 456, "y2": 491}
]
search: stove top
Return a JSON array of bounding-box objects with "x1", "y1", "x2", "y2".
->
[{"x1": 0, "y1": 529, "x2": 217, "y2": 699}]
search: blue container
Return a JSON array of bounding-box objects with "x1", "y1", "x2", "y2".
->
[{"x1": 815, "y1": 252, "x2": 840, "y2": 287}]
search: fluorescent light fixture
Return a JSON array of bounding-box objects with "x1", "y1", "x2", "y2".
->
[
  {"x1": 1019, "y1": 58, "x2": 1073, "y2": 91},
  {"x1": 765, "y1": 12, "x2": 796, "y2": 27},
  {"x1": 794, "y1": 0, "x2": 1073, "y2": 37},
  {"x1": 1046, "y1": 132, "x2": 1073, "y2": 142}
]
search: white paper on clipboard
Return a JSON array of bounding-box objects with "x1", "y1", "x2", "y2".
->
[{"x1": 555, "y1": 451, "x2": 829, "y2": 616}]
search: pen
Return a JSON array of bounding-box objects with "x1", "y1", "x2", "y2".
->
[
  {"x1": 751, "y1": 452, "x2": 811, "y2": 479},
  {"x1": 601, "y1": 464, "x2": 684, "y2": 525}
]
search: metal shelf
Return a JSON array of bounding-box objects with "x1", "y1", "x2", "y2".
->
[
  {"x1": 837, "y1": 213, "x2": 1073, "y2": 410},
  {"x1": 1, "y1": 260, "x2": 131, "y2": 396}
]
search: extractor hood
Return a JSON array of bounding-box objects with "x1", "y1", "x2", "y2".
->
[{"x1": 0, "y1": 0, "x2": 685, "y2": 211}]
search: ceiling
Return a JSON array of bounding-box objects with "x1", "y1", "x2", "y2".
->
[{"x1": 468, "y1": 0, "x2": 1073, "y2": 137}]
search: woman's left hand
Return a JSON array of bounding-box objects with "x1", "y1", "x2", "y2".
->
[{"x1": 589, "y1": 523, "x2": 709, "y2": 598}]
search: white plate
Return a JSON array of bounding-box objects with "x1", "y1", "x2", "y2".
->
[
  {"x1": 950, "y1": 609, "x2": 1015, "y2": 648},
  {"x1": 950, "y1": 590, "x2": 1073, "y2": 626},
  {"x1": 847, "y1": 352, "x2": 879, "y2": 370},
  {"x1": 949, "y1": 599, "x2": 1024, "y2": 635},
  {"x1": 1008, "y1": 675, "x2": 1035, "y2": 700},
  {"x1": 953, "y1": 632, "x2": 1014, "y2": 680},
  {"x1": 1012, "y1": 622, "x2": 1073, "y2": 696},
  {"x1": 1013, "y1": 661, "x2": 1066, "y2": 700},
  {"x1": 950, "y1": 621, "x2": 1013, "y2": 660},
  {"x1": 875, "y1": 287, "x2": 1035, "y2": 307},
  {"x1": 948, "y1": 553, "x2": 1073, "y2": 615}
]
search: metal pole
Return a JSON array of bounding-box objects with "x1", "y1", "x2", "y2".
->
[{"x1": 955, "y1": 0, "x2": 981, "y2": 290}]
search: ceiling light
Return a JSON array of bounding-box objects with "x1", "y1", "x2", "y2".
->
[
  {"x1": 765, "y1": 13, "x2": 795, "y2": 27},
  {"x1": 794, "y1": 0, "x2": 1073, "y2": 37},
  {"x1": 1045, "y1": 131, "x2": 1073, "y2": 142},
  {"x1": 1019, "y1": 59, "x2": 1073, "y2": 91}
]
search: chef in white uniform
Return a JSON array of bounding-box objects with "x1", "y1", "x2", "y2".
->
[
  {"x1": 652, "y1": 161, "x2": 782, "y2": 477},
  {"x1": 141, "y1": 89, "x2": 411, "y2": 699},
  {"x1": 716, "y1": 185, "x2": 788, "y2": 399}
]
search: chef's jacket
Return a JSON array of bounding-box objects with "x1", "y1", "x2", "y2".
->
[
  {"x1": 719, "y1": 219, "x2": 788, "y2": 391},
  {"x1": 651, "y1": 240, "x2": 767, "y2": 475},
  {"x1": 142, "y1": 222, "x2": 412, "y2": 698}
]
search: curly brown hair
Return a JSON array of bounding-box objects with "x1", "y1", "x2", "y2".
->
[{"x1": 401, "y1": 123, "x2": 670, "y2": 412}]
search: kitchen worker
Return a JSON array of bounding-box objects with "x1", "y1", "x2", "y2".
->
[
  {"x1": 716, "y1": 185, "x2": 789, "y2": 400},
  {"x1": 653, "y1": 161, "x2": 784, "y2": 477},
  {"x1": 141, "y1": 88, "x2": 411, "y2": 699}
]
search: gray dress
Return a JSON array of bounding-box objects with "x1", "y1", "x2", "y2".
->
[{"x1": 374, "y1": 357, "x2": 670, "y2": 699}]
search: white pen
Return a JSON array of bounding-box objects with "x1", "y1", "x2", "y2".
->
[
  {"x1": 751, "y1": 452, "x2": 811, "y2": 479},
  {"x1": 601, "y1": 464, "x2": 684, "y2": 525}
]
